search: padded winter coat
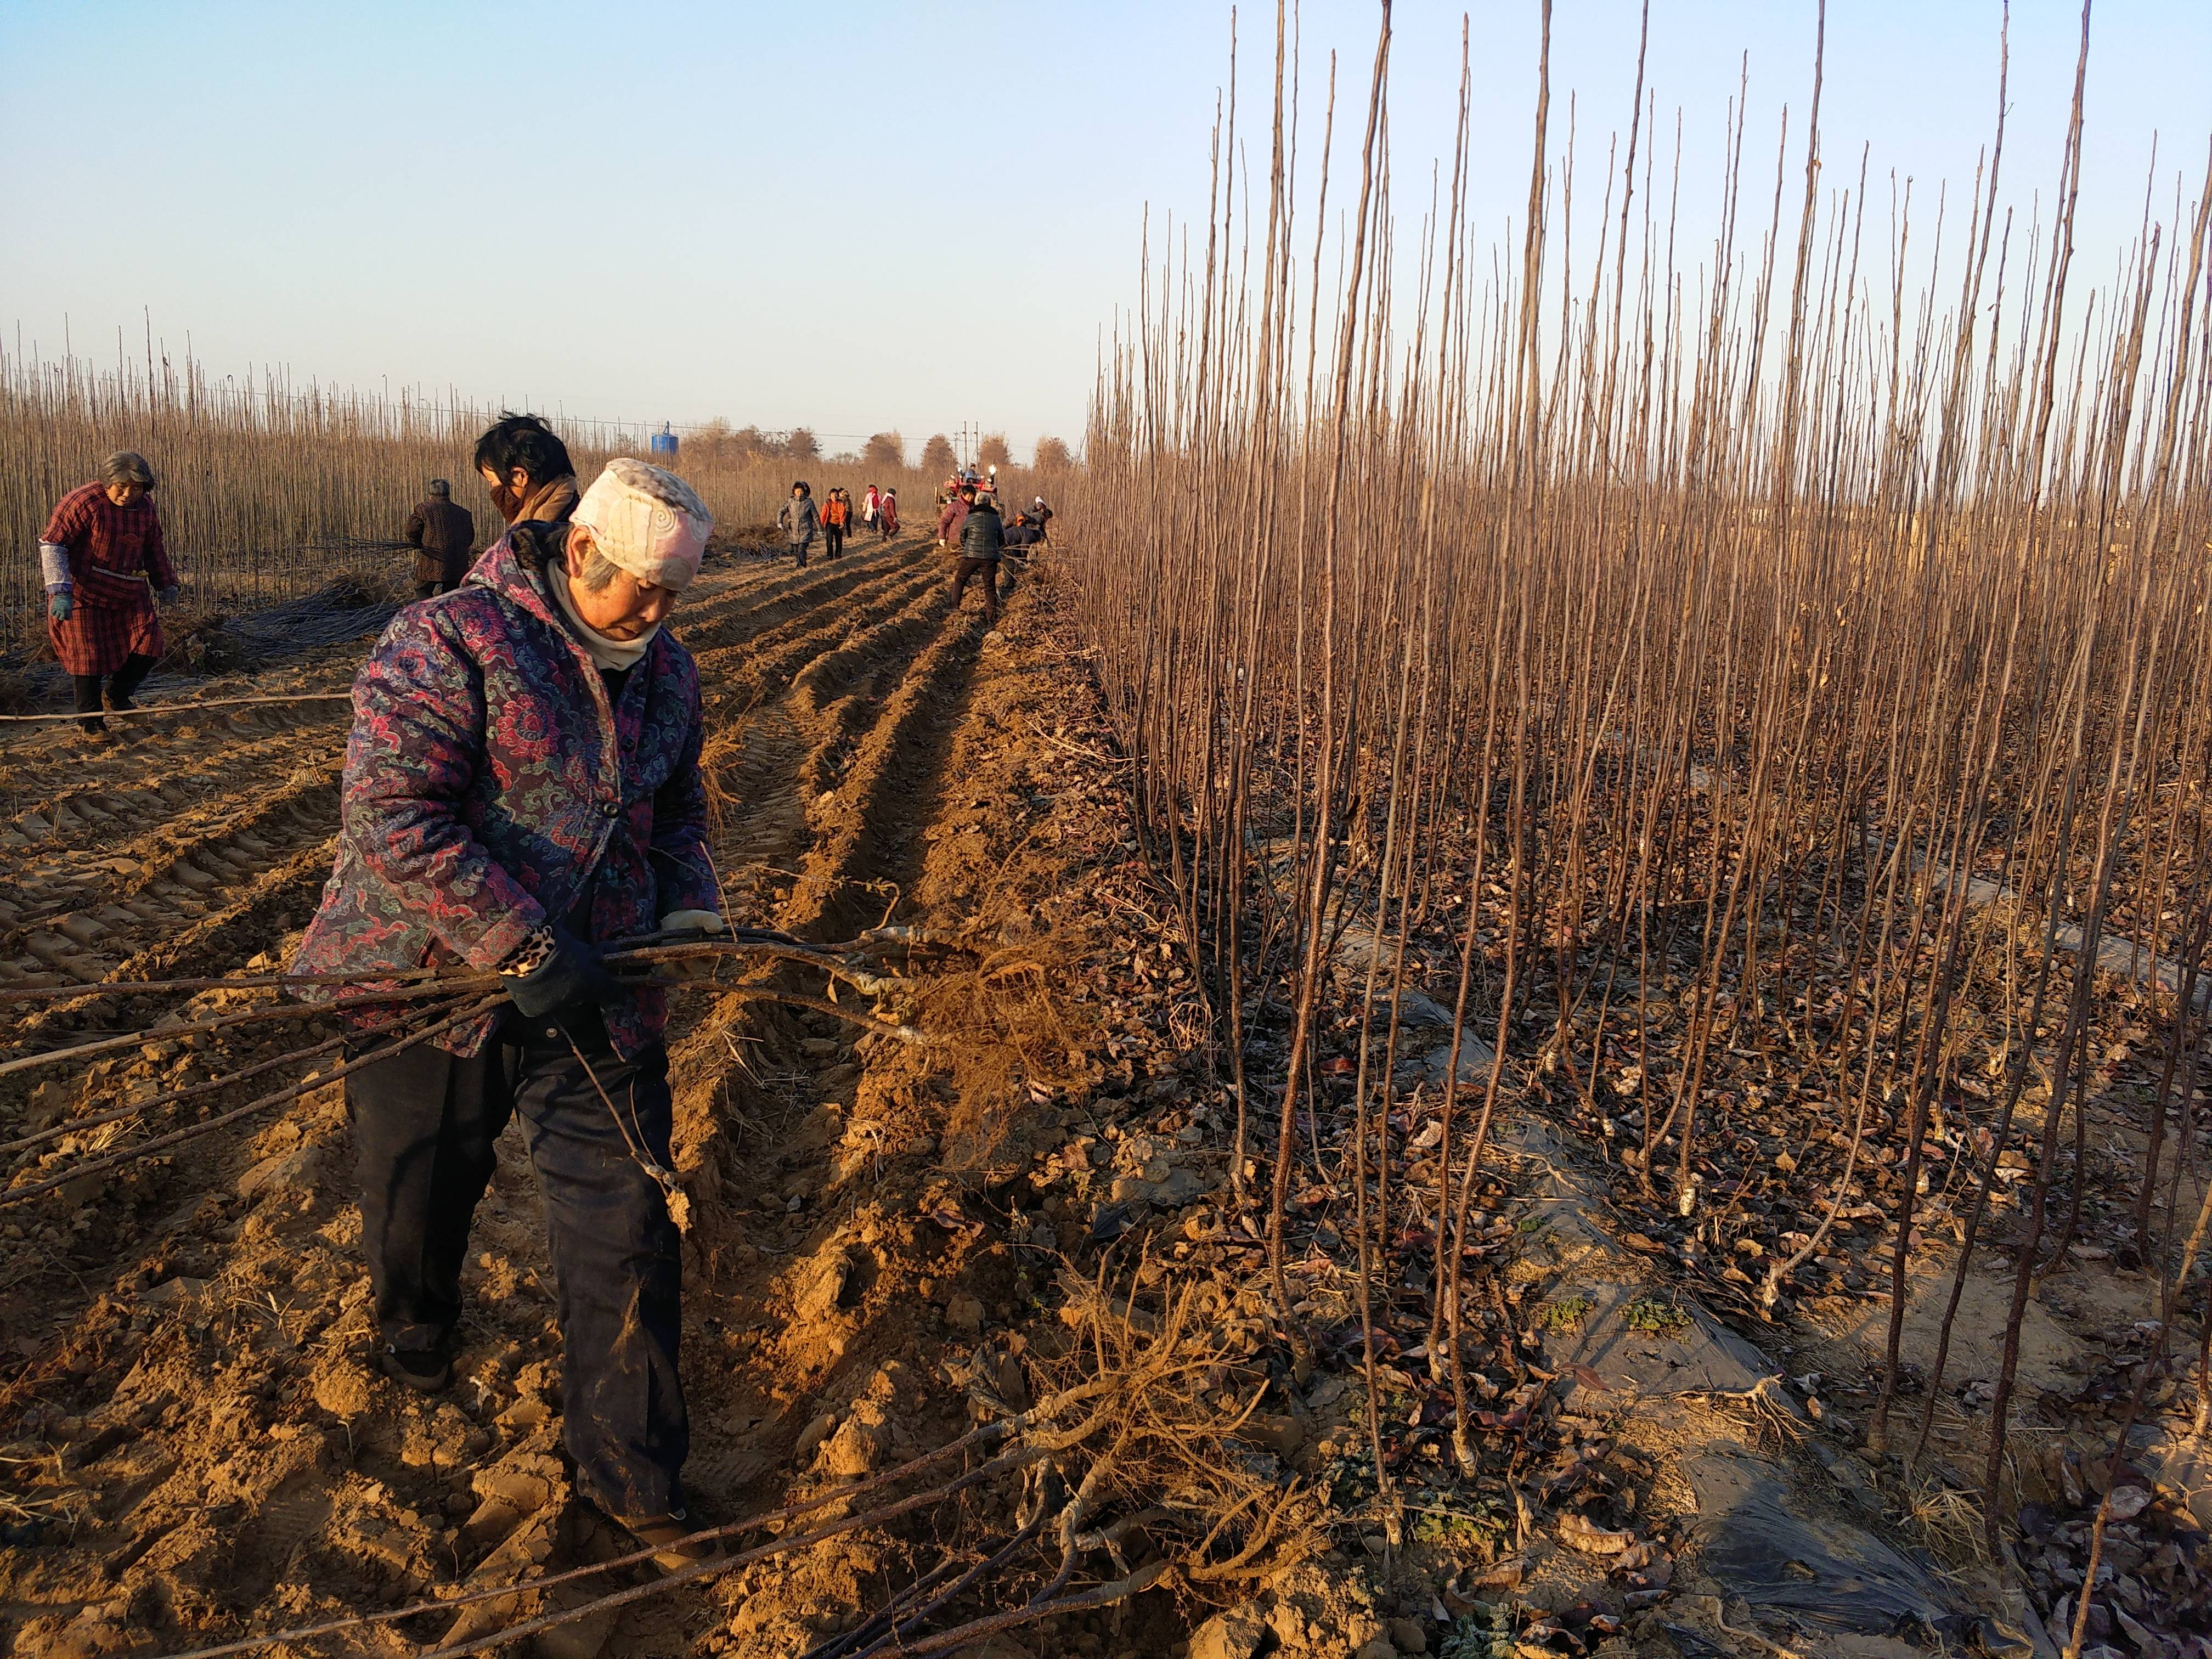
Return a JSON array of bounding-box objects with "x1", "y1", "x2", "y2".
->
[
  {"x1": 959, "y1": 502, "x2": 1006, "y2": 561},
  {"x1": 290, "y1": 526, "x2": 716, "y2": 1058},
  {"x1": 404, "y1": 497, "x2": 476, "y2": 587},
  {"x1": 778, "y1": 496, "x2": 820, "y2": 545}
]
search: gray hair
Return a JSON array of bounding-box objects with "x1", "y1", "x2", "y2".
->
[
  {"x1": 428, "y1": 478, "x2": 451, "y2": 498},
  {"x1": 102, "y1": 450, "x2": 155, "y2": 489},
  {"x1": 574, "y1": 546, "x2": 624, "y2": 593}
]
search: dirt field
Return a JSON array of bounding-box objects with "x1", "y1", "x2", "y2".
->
[
  {"x1": 0, "y1": 533, "x2": 1124, "y2": 1655},
  {"x1": 2, "y1": 532, "x2": 2207, "y2": 1659}
]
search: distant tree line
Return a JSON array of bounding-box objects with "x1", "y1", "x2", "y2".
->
[{"x1": 689, "y1": 425, "x2": 1077, "y2": 477}]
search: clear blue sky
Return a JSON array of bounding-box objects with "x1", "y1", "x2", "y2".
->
[{"x1": 3, "y1": 2, "x2": 2205, "y2": 461}]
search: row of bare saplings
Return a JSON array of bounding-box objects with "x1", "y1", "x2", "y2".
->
[
  {"x1": 0, "y1": 348, "x2": 947, "y2": 656},
  {"x1": 1053, "y1": 0, "x2": 2212, "y2": 1592}
]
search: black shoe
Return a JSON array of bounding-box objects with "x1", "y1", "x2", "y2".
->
[
  {"x1": 379, "y1": 1344, "x2": 452, "y2": 1393},
  {"x1": 619, "y1": 1506, "x2": 726, "y2": 1572}
]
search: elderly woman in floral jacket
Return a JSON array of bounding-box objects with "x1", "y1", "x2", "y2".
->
[{"x1": 291, "y1": 457, "x2": 722, "y2": 1569}]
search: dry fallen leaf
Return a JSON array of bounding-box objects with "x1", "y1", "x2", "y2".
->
[
  {"x1": 1557, "y1": 1511, "x2": 1637, "y2": 1554},
  {"x1": 1467, "y1": 1551, "x2": 1531, "y2": 1589},
  {"x1": 2106, "y1": 1482, "x2": 2153, "y2": 1521}
]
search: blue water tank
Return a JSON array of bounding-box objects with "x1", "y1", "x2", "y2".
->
[{"x1": 650, "y1": 424, "x2": 679, "y2": 460}]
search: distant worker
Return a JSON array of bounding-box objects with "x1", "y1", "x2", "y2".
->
[
  {"x1": 951, "y1": 485, "x2": 1005, "y2": 626},
  {"x1": 38, "y1": 450, "x2": 179, "y2": 736},
  {"x1": 291, "y1": 458, "x2": 723, "y2": 1573},
  {"x1": 822, "y1": 487, "x2": 849, "y2": 559},
  {"x1": 936, "y1": 484, "x2": 971, "y2": 551},
  {"x1": 1029, "y1": 496, "x2": 1054, "y2": 538},
  {"x1": 404, "y1": 479, "x2": 477, "y2": 600},
  {"x1": 861, "y1": 484, "x2": 882, "y2": 533},
  {"x1": 475, "y1": 412, "x2": 579, "y2": 526},
  {"x1": 1002, "y1": 511, "x2": 1044, "y2": 558},
  {"x1": 878, "y1": 488, "x2": 899, "y2": 541},
  {"x1": 777, "y1": 481, "x2": 820, "y2": 568}
]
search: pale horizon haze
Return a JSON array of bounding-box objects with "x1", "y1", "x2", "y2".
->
[{"x1": 4, "y1": 2, "x2": 2207, "y2": 464}]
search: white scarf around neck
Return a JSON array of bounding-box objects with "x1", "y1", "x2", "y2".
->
[{"x1": 550, "y1": 557, "x2": 657, "y2": 673}]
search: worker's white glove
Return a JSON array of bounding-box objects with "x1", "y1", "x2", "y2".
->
[{"x1": 660, "y1": 910, "x2": 724, "y2": 935}]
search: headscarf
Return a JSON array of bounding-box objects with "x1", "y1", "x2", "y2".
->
[{"x1": 570, "y1": 459, "x2": 713, "y2": 589}]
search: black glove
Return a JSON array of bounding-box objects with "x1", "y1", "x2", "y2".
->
[{"x1": 503, "y1": 926, "x2": 620, "y2": 1021}]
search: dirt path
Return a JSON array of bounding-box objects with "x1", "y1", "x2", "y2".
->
[{"x1": 0, "y1": 534, "x2": 1104, "y2": 1657}]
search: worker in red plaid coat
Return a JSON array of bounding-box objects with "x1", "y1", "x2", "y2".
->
[{"x1": 39, "y1": 451, "x2": 179, "y2": 734}]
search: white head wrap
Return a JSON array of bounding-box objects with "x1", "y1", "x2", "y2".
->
[{"x1": 571, "y1": 458, "x2": 713, "y2": 591}]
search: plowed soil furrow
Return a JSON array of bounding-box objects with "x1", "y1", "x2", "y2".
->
[
  {"x1": 643, "y1": 561, "x2": 991, "y2": 1604},
  {"x1": 786, "y1": 603, "x2": 981, "y2": 932},
  {"x1": 0, "y1": 690, "x2": 351, "y2": 803},
  {"x1": 704, "y1": 703, "x2": 811, "y2": 872},
  {"x1": 675, "y1": 542, "x2": 913, "y2": 651},
  {"x1": 691, "y1": 555, "x2": 941, "y2": 698},
  {"x1": 3, "y1": 776, "x2": 338, "y2": 977},
  {"x1": 1, "y1": 736, "x2": 341, "y2": 866}
]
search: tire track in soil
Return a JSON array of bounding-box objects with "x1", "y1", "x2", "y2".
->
[{"x1": 0, "y1": 533, "x2": 1026, "y2": 1659}]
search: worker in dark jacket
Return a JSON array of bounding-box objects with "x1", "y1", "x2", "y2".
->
[
  {"x1": 404, "y1": 480, "x2": 477, "y2": 599},
  {"x1": 951, "y1": 487, "x2": 1005, "y2": 625},
  {"x1": 1002, "y1": 512, "x2": 1044, "y2": 556}
]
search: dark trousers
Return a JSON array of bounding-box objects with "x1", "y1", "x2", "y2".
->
[
  {"x1": 878, "y1": 518, "x2": 894, "y2": 541},
  {"x1": 70, "y1": 652, "x2": 157, "y2": 732},
  {"x1": 952, "y1": 556, "x2": 1001, "y2": 624},
  {"x1": 790, "y1": 537, "x2": 812, "y2": 569},
  {"x1": 345, "y1": 1009, "x2": 689, "y2": 1517},
  {"x1": 824, "y1": 524, "x2": 845, "y2": 558}
]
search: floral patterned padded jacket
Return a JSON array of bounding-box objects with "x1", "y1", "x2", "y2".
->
[{"x1": 289, "y1": 526, "x2": 717, "y2": 1058}]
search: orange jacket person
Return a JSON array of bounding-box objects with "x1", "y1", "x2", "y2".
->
[{"x1": 39, "y1": 450, "x2": 179, "y2": 735}]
